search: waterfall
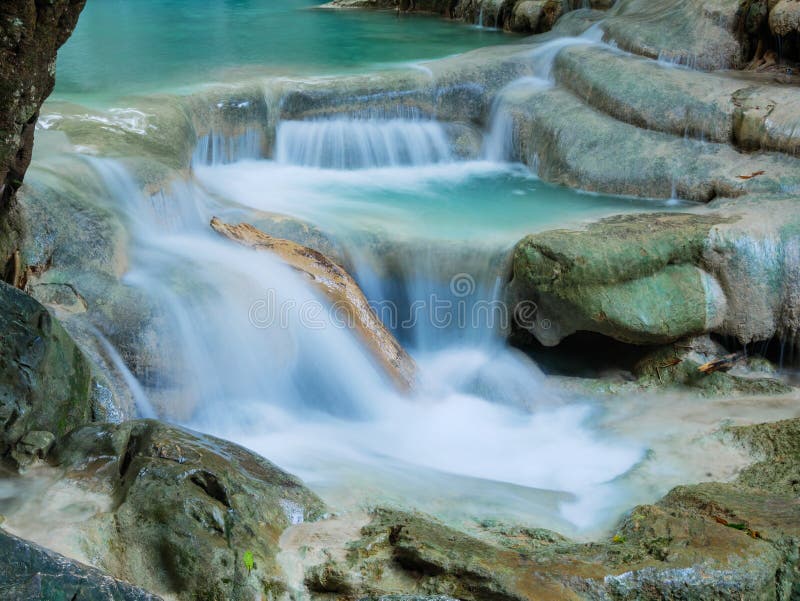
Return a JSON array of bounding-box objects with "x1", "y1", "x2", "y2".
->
[
  {"x1": 483, "y1": 77, "x2": 551, "y2": 162},
  {"x1": 192, "y1": 127, "x2": 263, "y2": 166},
  {"x1": 27, "y1": 55, "x2": 665, "y2": 530},
  {"x1": 274, "y1": 118, "x2": 453, "y2": 169},
  {"x1": 87, "y1": 158, "x2": 390, "y2": 421},
  {"x1": 526, "y1": 34, "x2": 599, "y2": 80},
  {"x1": 483, "y1": 26, "x2": 606, "y2": 162}
]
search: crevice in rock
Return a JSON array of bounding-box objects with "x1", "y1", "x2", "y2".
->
[
  {"x1": 510, "y1": 329, "x2": 653, "y2": 378},
  {"x1": 711, "y1": 332, "x2": 800, "y2": 371},
  {"x1": 737, "y1": 0, "x2": 800, "y2": 69},
  {"x1": 118, "y1": 431, "x2": 139, "y2": 479},
  {"x1": 189, "y1": 470, "x2": 232, "y2": 509}
]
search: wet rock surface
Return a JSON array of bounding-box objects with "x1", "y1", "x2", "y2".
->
[
  {"x1": 0, "y1": 281, "x2": 92, "y2": 463},
  {"x1": 284, "y1": 417, "x2": 800, "y2": 600},
  {"x1": 1, "y1": 1, "x2": 799, "y2": 599},
  {"x1": 51, "y1": 419, "x2": 325, "y2": 601},
  {"x1": 508, "y1": 197, "x2": 800, "y2": 358},
  {"x1": 496, "y1": 84, "x2": 800, "y2": 200},
  {"x1": 0, "y1": 0, "x2": 86, "y2": 265},
  {"x1": 0, "y1": 529, "x2": 161, "y2": 601}
]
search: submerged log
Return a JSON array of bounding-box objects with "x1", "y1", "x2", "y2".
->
[{"x1": 210, "y1": 217, "x2": 416, "y2": 390}]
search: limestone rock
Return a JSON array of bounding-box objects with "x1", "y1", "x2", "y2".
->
[
  {"x1": 507, "y1": 197, "x2": 800, "y2": 350},
  {"x1": 52, "y1": 419, "x2": 325, "y2": 601},
  {"x1": 733, "y1": 86, "x2": 800, "y2": 156},
  {"x1": 210, "y1": 217, "x2": 417, "y2": 390},
  {"x1": 0, "y1": 281, "x2": 92, "y2": 461},
  {"x1": 291, "y1": 487, "x2": 800, "y2": 600},
  {"x1": 288, "y1": 420, "x2": 800, "y2": 599},
  {"x1": 510, "y1": 0, "x2": 563, "y2": 33},
  {"x1": 728, "y1": 417, "x2": 800, "y2": 495},
  {"x1": 632, "y1": 336, "x2": 791, "y2": 395},
  {"x1": 770, "y1": 0, "x2": 800, "y2": 36},
  {"x1": 494, "y1": 84, "x2": 800, "y2": 200},
  {"x1": 0, "y1": 529, "x2": 160, "y2": 600},
  {"x1": 601, "y1": 0, "x2": 743, "y2": 70},
  {"x1": 553, "y1": 45, "x2": 738, "y2": 144}
]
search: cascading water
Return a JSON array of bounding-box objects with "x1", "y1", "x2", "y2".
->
[
  {"x1": 482, "y1": 26, "x2": 606, "y2": 162},
  {"x1": 192, "y1": 128, "x2": 263, "y2": 166},
  {"x1": 21, "y1": 6, "x2": 749, "y2": 537},
  {"x1": 275, "y1": 117, "x2": 452, "y2": 169},
  {"x1": 25, "y1": 108, "x2": 661, "y2": 535}
]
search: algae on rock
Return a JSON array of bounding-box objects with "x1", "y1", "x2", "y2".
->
[
  {"x1": 0, "y1": 281, "x2": 92, "y2": 463},
  {"x1": 52, "y1": 419, "x2": 325, "y2": 601}
]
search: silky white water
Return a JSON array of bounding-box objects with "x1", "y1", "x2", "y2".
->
[
  {"x1": 4, "y1": 125, "x2": 622, "y2": 535},
  {"x1": 17, "y1": 16, "x2": 765, "y2": 540},
  {"x1": 21, "y1": 110, "x2": 708, "y2": 538},
  {"x1": 275, "y1": 117, "x2": 453, "y2": 169}
]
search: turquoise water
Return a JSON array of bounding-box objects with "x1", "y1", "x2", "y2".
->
[
  {"x1": 198, "y1": 160, "x2": 679, "y2": 244},
  {"x1": 33, "y1": 3, "x2": 706, "y2": 537},
  {"x1": 55, "y1": 0, "x2": 519, "y2": 101}
]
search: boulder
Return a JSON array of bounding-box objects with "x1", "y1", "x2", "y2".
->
[
  {"x1": 210, "y1": 218, "x2": 417, "y2": 390},
  {"x1": 769, "y1": 0, "x2": 800, "y2": 36},
  {"x1": 494, "y1": 83, "x2": 800, "y2": 200},
  {"x1": 507, "y1": 197, "x2": 800, "y2": 350},
  {"x1": 0, "y1": 529, "x2": 160, "y2": 601},
  {"x1": 52, "y1": 419, "x2": 325, "y2": 601},
  {"x1": 0, "y1": 281, "x2": 92, "y2": 462},
  {"x1": 0, "y1": 0, "x2": 86, "y2": 266},
  {"x1": 508, "y1": 213, "x2": 727, "y2": 346}
]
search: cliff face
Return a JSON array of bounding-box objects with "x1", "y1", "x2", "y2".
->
[{"x1": 0, "y1": 0, "x2": 86, "y2": 270}]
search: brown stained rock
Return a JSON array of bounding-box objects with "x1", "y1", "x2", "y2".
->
[
  {"x1": 286, "y1": 418, "x2": 800, "y2": 600},
  {"x1": 210, "y1": 217, "x2": 416, "y2": 390},
  {"x1": 770, "y1": 0, "x2": 800, "y2": 36},
  {"x1": 0, "y1": 0, "x2": 86, "y2": 266},
  {"x1": 52, "y1": 419, "x2": 325, "y2": 601}
]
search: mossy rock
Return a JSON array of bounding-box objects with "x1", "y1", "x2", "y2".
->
[
  {"x1": 52, "y1": 419, "x2": 325, "y2": 601},
  {"x1": 0, "y1": 282, "x2": 92, "y2": 462}
]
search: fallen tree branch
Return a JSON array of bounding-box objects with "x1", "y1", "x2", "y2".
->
[{"x1": 697, "y1": 351, "x2": 746, "y2": 374}]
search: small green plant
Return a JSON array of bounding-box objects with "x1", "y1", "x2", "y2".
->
[
  {"x1": 243, "y1": 550, "x2": 255, "y2": 573},
  {"x1": 611, "y1": 534, "x2": 625, "y2": 544}
]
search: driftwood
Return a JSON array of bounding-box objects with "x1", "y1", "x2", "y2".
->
[
  {"x1": 697, "y1": 351, "x2": 746, "y2": 374},
  {"x1": 210, "y1": 217, "x2": 416, "y2": 391}
]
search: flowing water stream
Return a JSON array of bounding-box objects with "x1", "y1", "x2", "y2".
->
[{"x1": 14, "y1": 0, "x2": 789, "y2": 543}]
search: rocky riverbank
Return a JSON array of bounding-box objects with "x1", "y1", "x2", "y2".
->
[
  {"x1": 1, "y1": 0, "x2": 85, "y2": 278},
  {"x1": 1, "y1": 0, "x2": 800, "y2": 599}
]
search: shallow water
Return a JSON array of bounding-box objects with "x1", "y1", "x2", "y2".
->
[
  {"x1": 16, "y1": 0, "x2": 783, "y2": 549},
  {"x1": 55, "y1": 0, "x2": 519, "y2": 103},
  {"x1": 24, "y1": 136, "x2": 699, "y2": 537}
]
